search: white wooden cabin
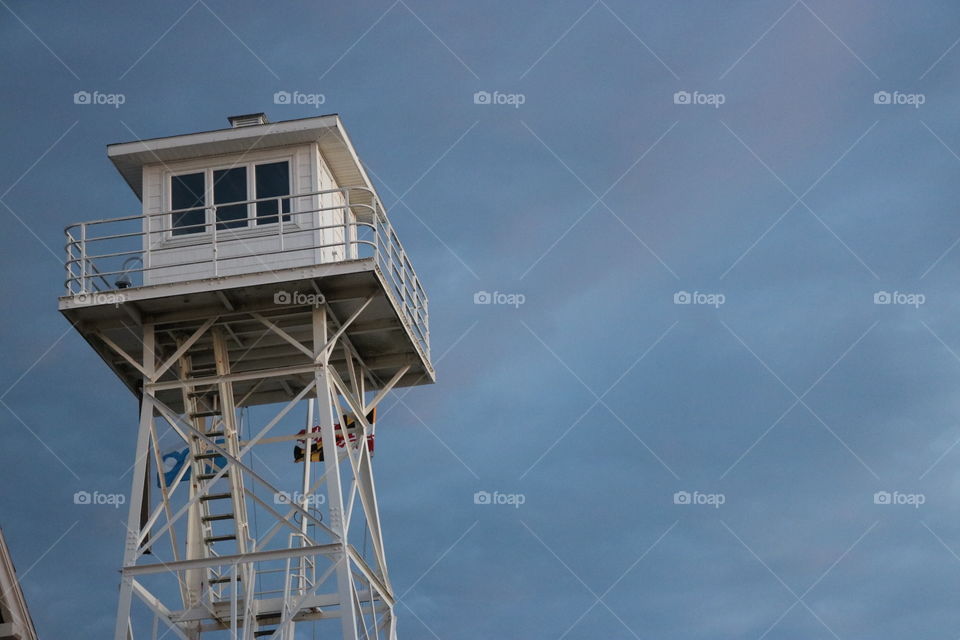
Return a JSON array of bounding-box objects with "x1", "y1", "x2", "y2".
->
[{"x1": 108, "y1": 113, "x2": 366, "y2": 285}]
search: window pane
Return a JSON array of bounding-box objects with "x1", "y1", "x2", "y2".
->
[
  {"x1": 171, "y1": 172, "x2": 205, "y2": 236},
  {"x1": 255, "y1": 161, "x2": 291, "y2": 225},
  {"x1": 213, "y1": 167, "x2": 248, "y2": 230}
]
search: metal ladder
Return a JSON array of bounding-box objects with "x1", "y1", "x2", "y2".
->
[
  {"x1": 178, "y1": 328, "x2": 254, "y2": 614},
  {"x1": 189, "y1": 388, "x2": 238, "y2": 587}
]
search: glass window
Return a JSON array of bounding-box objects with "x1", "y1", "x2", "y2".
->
[
  {"x1": 213, "y1": 166, "x2": 248, "y2": 230},
  {"x1": 255, "y1": 161, "x2": 291, "y2": 225},
  {"x1": 170, "y1": 172, "x2": 205, "y2": 236}
]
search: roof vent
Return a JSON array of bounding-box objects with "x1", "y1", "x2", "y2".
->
[{"x1": 228, "y1": 113, "x2": 269, "y2": 128}]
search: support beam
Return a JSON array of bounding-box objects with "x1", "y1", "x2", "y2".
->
[
  {"x1": 152, "y1": 317, "x2": 218, "y2": 381},
  {"x1": 124, "y1": 544, "x2": 341, "y2": 576},
  {"x1": 114, "y1": 323, "x2": 155, "y2": 640},
  {"x1": 315, "y1": 306, "x2": 360, "y2": 640}
]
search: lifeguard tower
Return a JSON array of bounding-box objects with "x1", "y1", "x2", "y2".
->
[{"x1": 58, "y1": 113, "x2": 434, "y2": 639}]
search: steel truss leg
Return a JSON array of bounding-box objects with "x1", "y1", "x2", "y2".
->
[
  {"x1": 115, "y1": 323, "x2": 156, "y2": 640},
  {"x1": 315, "y1": 306, "x2": 361, "y2": 640}
]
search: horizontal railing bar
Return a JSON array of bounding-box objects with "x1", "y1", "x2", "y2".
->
[
  {"x1": 64, "y1": 186, "x2": 380, "y2": 231},
  {"x1": 73, "y1": 222, "x2": 375, "y2": 251},
  {"x1": 66, "y1": 239, "x2": 378, "y2": 282},
  {"x1": 72, "y1": 210, "x2": 376, "y2": 242},
  {"x1": 65, "y1": 248, "x2": 142, "y2": 263}
]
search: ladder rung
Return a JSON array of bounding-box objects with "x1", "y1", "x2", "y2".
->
[
  {"x1": 209, "y1": 575, "x2": 241, "y2": 584},
  {"x1": 204, "y1": 431, "x2": 225, "y2": 438},
  {"x1": 190, "y1": 411, "x2": 220, "y2": 418},
  {"x1": 199, "y1": 493, "x2": 232, "y2": 502},
  {"x1": 194, "y1": 452, "x2": 221, "y2": 460},
  {"x1": 205, "y1": 535, "x2": 236, "y2": 543},
  {"x1": 197, "y1": 472, "x2": 228, "y2": 481},
  {"x1": 202, "y1": 513, "x2": 235, "y2": 522}
]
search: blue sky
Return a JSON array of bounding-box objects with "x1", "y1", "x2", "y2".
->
[{"x1": 3, "y1": 0, "x2": 960, "y2": 637}]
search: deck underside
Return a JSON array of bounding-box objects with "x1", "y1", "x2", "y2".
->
[{"x1": 58, "y1": 258, "x2": 434, "y2": 411}]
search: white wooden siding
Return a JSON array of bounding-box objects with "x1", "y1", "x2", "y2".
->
[{"x1": 141, "y1": 143, "x2": 347, "y2": 286}]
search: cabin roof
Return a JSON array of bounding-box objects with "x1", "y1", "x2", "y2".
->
[{"x1": 107, "y1": 114, "x2": 381, "y2": 204}]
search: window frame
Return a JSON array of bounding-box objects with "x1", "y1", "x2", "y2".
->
[
  {"x1": 163, "y1": 154, "x2": 295, "y2": 240},
  {"x1": 251, "y1": 158, "x2": 293, "y2": 226},
  {"x1": 211, "y1": 164, "x2": 251, "y2": 231},
  {"x1": 168, "y1": 169, "x2": 208, "y2": 237}
]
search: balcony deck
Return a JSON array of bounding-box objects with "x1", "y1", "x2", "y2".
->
[{"x1": 58, "y1": 187, "x2": 433, "y2": 407}]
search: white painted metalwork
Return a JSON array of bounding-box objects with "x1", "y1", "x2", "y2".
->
[
  {"x1": 83, "y1": 301, "x2": 416, "y2": 639},
  {"x1": 0, "y1": 529, "x2": 39, "y2": 640},
  {"x1": 61, "y1": 149, "x2": 433, "y2": 639}
]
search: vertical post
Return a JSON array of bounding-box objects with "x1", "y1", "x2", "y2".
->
[
  {"x1": 313, "y1": 306, "x2": 359, "y2": 640},
  {"x1": 211, "y1": 327, "x2": 250, "y2": 608},
  {"x1": 311, "y1": 193, "x2": 332, "y2": 264},
  {"x1": 79, "y1": 223, "x2": 88, "y2": 294},
  {"x1": 344, "y1": 188, "x2": 351, "y2": 260},
  {"x1": 371, "y1": 210, "x2": 379, "y2": 266},
  {"x1": 114, "y1": 322, "x2": 156, "y2": 640},
  {"x1": 401, "y1": 254, "x2": 409, "y2": 314},
  {"x1": 277, "y1": 196, "x2": 285, "y2": 252},
  {"x1": 65, "y1": 231, "x2": 76, "y2": 295},
  {"x1": 211, "y1": 206, "x2": 219, "y2": 277},
  {"x1": 299, "y1": 398, "x2": 314, "y2": 597},
  {"x1": 180, "y1": 345, "x2": 204, "y2": 619},
  {"x1": 385, "y1": 227, "x2": 394, "y2": 293},
  {"x1": 144, "y1": 212, "x2": 153, "y2": 281}
]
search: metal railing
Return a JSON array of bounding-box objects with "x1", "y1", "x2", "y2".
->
[{"x1": 63, "y1": 186, "x2": 430, "y2": 357}]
